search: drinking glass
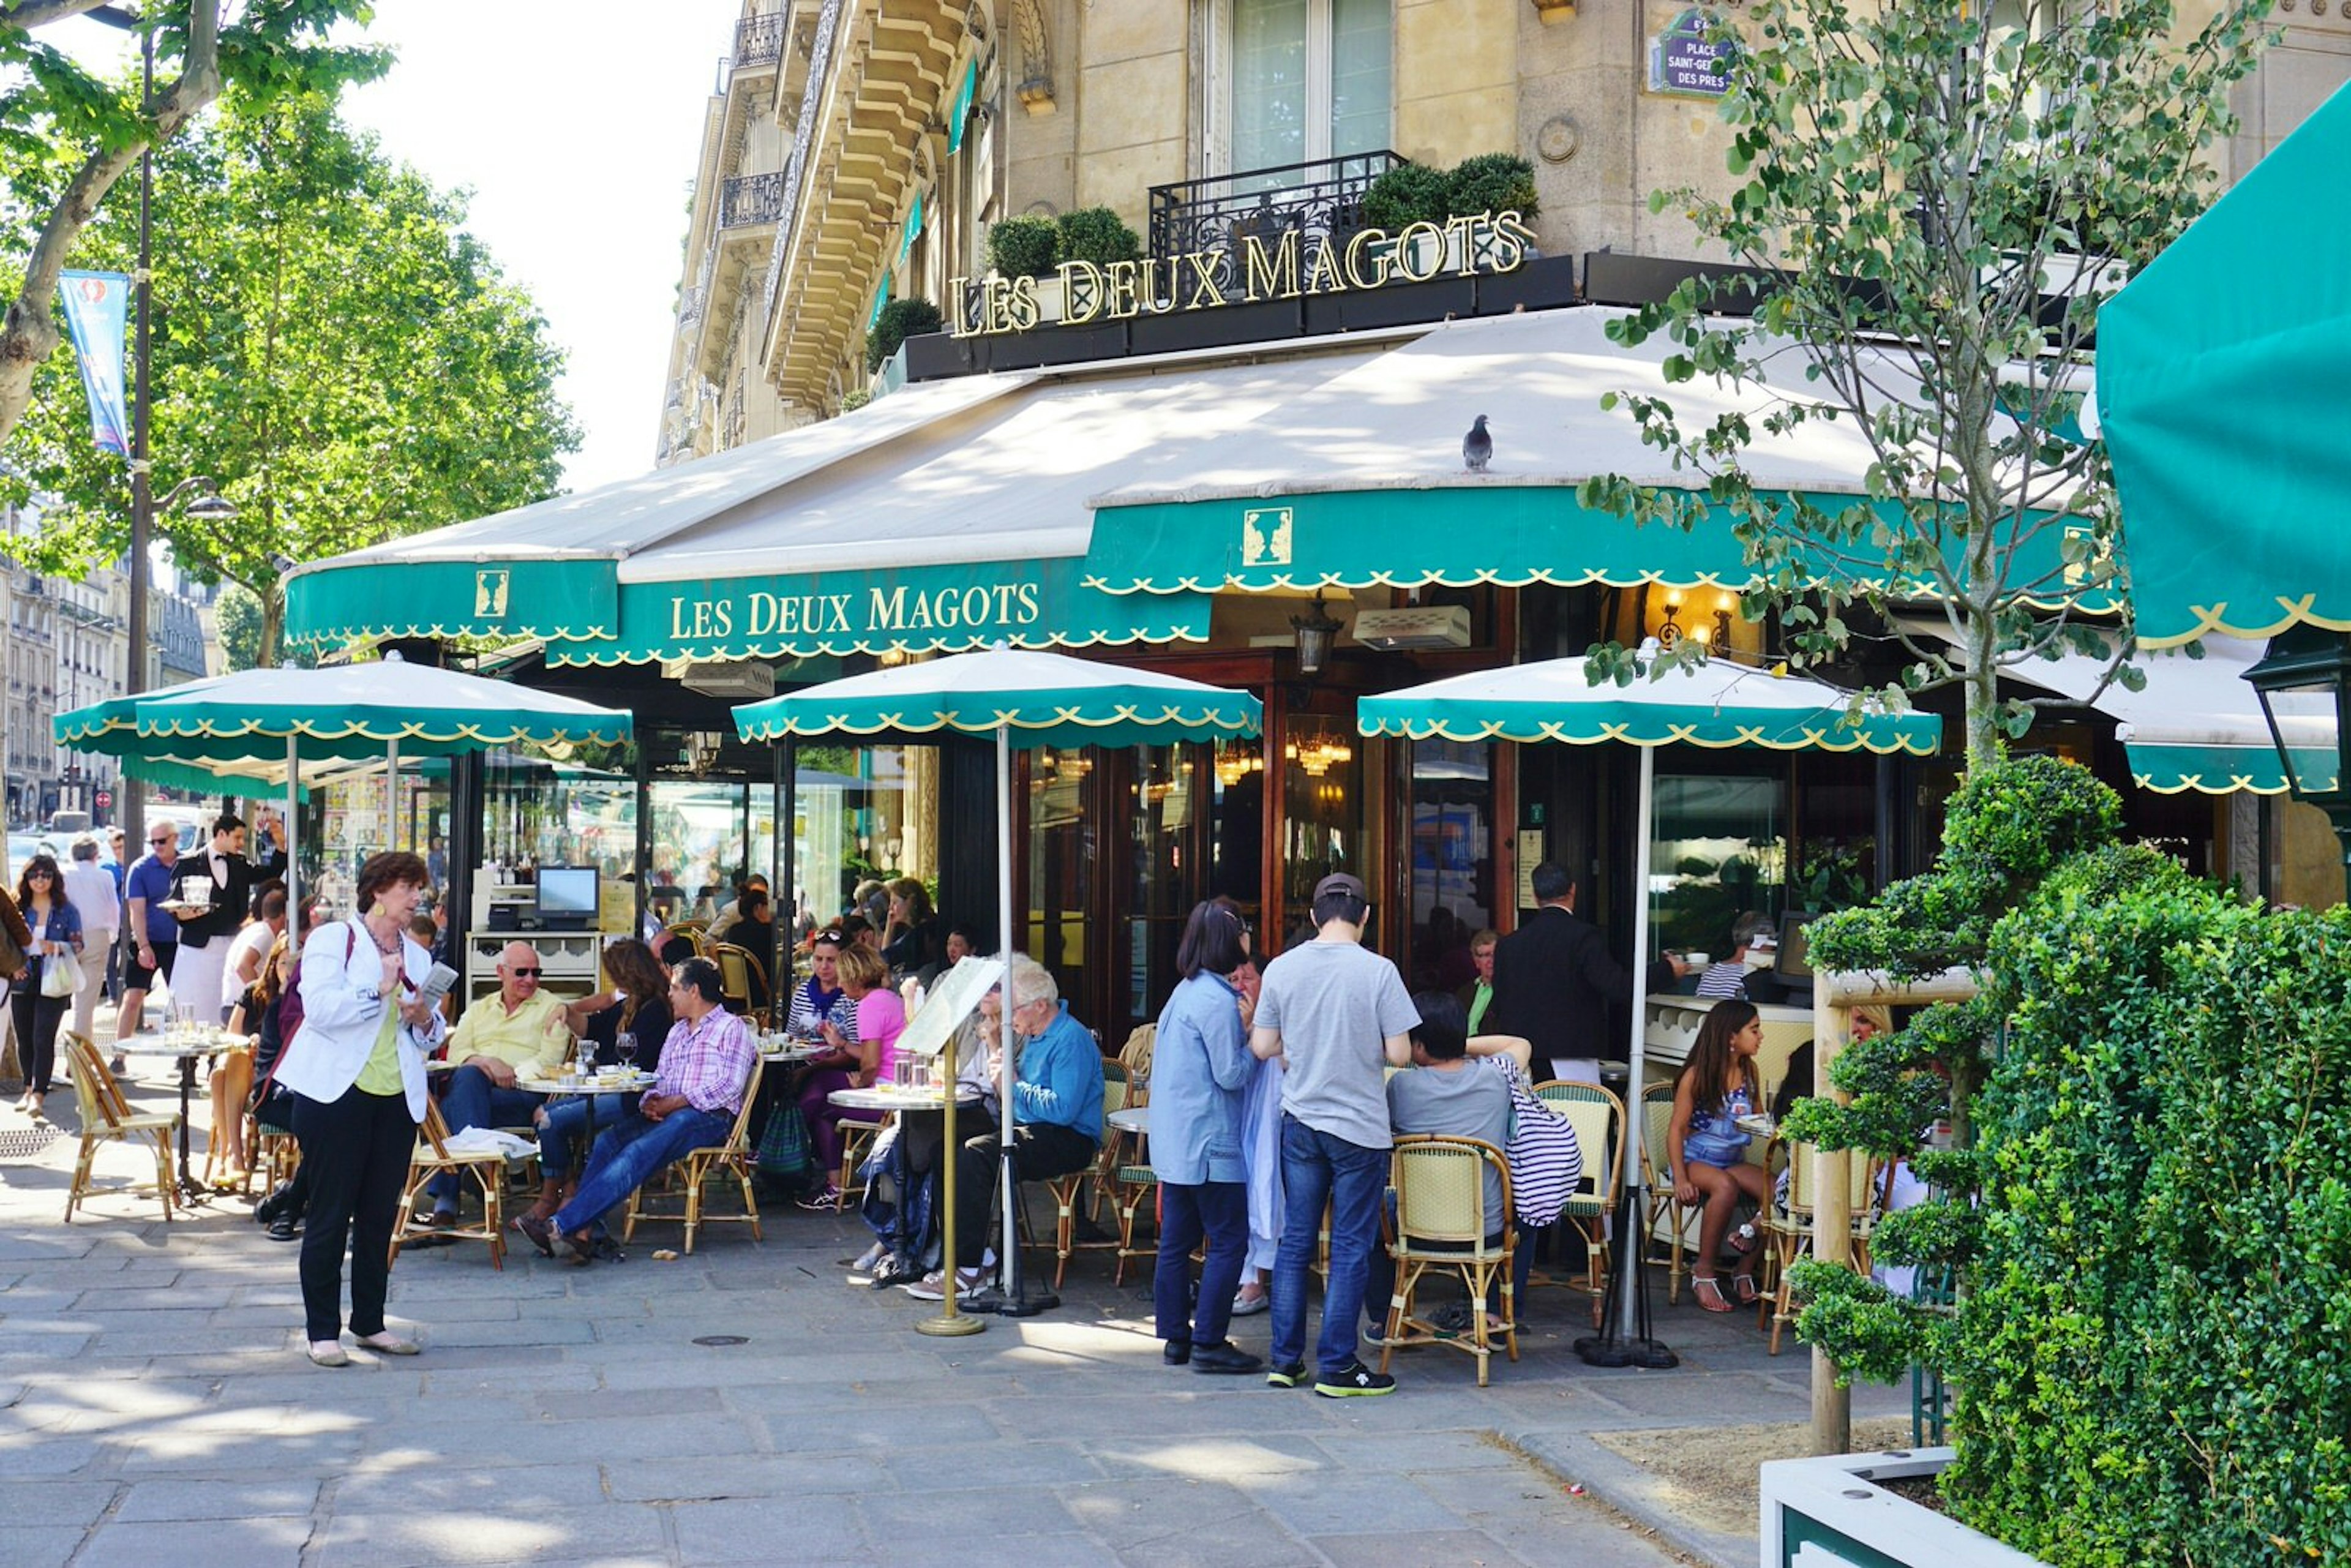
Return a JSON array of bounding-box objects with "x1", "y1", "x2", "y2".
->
[
  {"x1": 615, "y1": 1031, "x2": 638, "y2": 1072},
  {"x1": 893, "y1": 1056, "x2": 913, "y2": 1090},
  {"x1": 910, "y1": 1057, "x2": 931, "y2": 1092}
]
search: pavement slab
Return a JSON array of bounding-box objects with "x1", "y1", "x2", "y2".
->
[{"x1": 0, "y1": 1067, "x2": 1943, "y2": 1567}]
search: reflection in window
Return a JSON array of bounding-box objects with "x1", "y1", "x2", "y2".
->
[
  {"x1": 1409, "y1": 738, "x2": 1493, "y2": 994},
  {"x1": 1649, "y1": 771, "x2": 1787, "y2": 962},
  {"x1": 1224, "y1": 0, "x2": 1393, "y2": 176},
  {"x1": 1281, "y1": 716, "x2": 1361, "y2": 948}
]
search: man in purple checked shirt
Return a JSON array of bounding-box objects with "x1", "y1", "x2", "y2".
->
[{"x1": 517, "y1": 956, "x2": 756, "y2": 1267}]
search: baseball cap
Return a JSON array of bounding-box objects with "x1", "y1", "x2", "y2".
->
[{"x1": 1313, "y1": 872, "x2": 1368, "y2": 902}]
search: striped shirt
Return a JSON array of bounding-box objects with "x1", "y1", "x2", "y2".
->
[
  {"x1": 784, "y1": 978, "x2": 854, "y2": 1041},
  {"x1": 651, "y1": 1007, "x2": 757, "y2": 1117},
  {"x1": 1480, "y1": 1054, "x2": 1583, "y2": 1227}
]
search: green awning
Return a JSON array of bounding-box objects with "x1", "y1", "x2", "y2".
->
[
  {"x1": 2123, "y1": 743, "x2": 2336, "y2": 797},
  {"x1": 1358, "y1": 652, "x2": 1943, "y2": 755},
  {"x1": 2101, "y1": 79, "x2": 2351, "y2": 648},
  {"x1": 1084, "y1": 486, "x2": 2108, "y2": 610},
  {"x1": 545, "y1": 558, "x2": 1210, "y2": 667},
  {"x1": 288, "y1": 557, "x2": 619, "y2": 651}
]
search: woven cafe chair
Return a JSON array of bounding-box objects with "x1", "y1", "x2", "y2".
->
[
  {"x1": 1376, "y1": 1134, "x2": 1520, "y2": 1386},
  {"x1": 391, "y1": 1101, "x2": 507, "y2": 1270},
  {"x1": 1115, "y1": 1022, "x2": 1155, "y2": 1103},
  {"x1": 61, "y1": 1033, "x2": 179, "y2": 1223},
  {"x1": 711, "y1": 943, "x2": 770, "y2": 1026},
  {"x1": 1757, "y1": 1135, "x2": 1881, "y2": 1354},
  {"x1": 626, "y1": 1059, "x2": 765, "y2": 1253},
  {"x1": 1530, "y1": 1079, "x2": 1622, "y2": 1326},
  {"x1": 1033, "y1": 1062, "x2": 1128, "y2": 1288},
  {"x1": 1639, "y1": 1083, "x2": 1695, "y2": 1304}
]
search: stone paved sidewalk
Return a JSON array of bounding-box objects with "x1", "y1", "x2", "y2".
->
[{"x1": 0, "y1": 1071, "x2": 1906, "y2": 1568}]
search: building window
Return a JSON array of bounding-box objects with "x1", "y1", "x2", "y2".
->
[{"x1": 1208, "y1": 0, "x2": 1391, "y2": 178}]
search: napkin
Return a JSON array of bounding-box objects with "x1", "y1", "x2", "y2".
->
[{"x1": 442, "y1": 1128, "x2": 539, "y2": 1159}]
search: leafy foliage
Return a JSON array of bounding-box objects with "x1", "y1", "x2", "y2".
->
[
  {"x1": 1053, "y1": 206, "x2": 1140, "y2": 266},
  {"x1": 985, "y1": 214, "x2": 1058, "y2": 278},
  {"x1": 0, "y1": 90, "x2": 578, "y2": 665},
  {"x1": 1786, "y1": 755, "x2": 2351, "y2": 1564},
  {"x1": 0, "y1": 1, "x2": 387, "y2": 447},
  {"x1": 864, "y1": 297, "x2": 942, "y2": 375},
  {"x1": 1571, "y1": 0, "x2": 2271, "y2": 768},
  {"x1": 1361, "y1": 160, "x2": 1450, "y2": 229}
]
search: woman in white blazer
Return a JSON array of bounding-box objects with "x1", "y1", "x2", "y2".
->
[{"x1": 280, "y1": 850, "x2": 446, "y2": 1367}]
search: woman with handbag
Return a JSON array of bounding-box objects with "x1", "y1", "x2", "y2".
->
[
  {"x1": 12, "y1": 853, "x2": 84, "y2": 1118},
  {"x1": 276, "y1": 851, "x2": 446, "y2": 1367}
]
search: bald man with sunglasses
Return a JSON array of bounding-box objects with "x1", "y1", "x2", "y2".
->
[{"x1": 419, "y1": 943, "x2": 570, "y2": 1232}]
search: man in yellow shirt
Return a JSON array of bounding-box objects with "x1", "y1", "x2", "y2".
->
[{"x1": 421, "y1": 943, "x2": 569, "y2": 1232}]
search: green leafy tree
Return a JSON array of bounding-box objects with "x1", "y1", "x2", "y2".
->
[
  {"x1": 0, "y1": 1, "x2": 384, "y2": 447},
  {"x1": 1, "y1": 90, "x2": 579, "y2": 663},
  {"x1": 1576, "y1": 0, "x2": 2271, "y2": 769}
]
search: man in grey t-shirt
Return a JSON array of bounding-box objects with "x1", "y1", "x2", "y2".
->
[{"x1": 1250, "y1": 872, "x2": 1419, "y2": 1397}]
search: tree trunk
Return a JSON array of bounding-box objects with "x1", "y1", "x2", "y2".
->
[
  {"x1": 260, "y1": 585, "x2": 283, "y2": 670},
  {"x1": 0, "y1": 2, "x2": 225, "y2": 449}
]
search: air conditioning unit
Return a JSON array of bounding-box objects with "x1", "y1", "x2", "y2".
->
[
  {"x1": 1349, "y1": 605, "x2": 1472, "y2": 652},
  {"x1": 673, "y1": 659, "x2": 775, "y2": 702}
]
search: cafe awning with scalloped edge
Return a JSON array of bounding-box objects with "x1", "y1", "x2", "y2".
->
[
  {"x1": 1082, "y1": 308, "x2": 2102, "y2": 610},
  {"x1": 2101, "y1": 78, "x2": 2351, "y2": 650}
]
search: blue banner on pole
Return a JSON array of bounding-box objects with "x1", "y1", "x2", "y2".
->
[{"x1": 57, "y1": 269, "x2": 132, "y2": 457}]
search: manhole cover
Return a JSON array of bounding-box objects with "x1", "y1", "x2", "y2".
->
[
  {"x1": 0, "y1": 1126, "x2": 62, "y2": 1161},
  {"x1": 692, "y1": 1335, "x2": 749, "y2": 1347}
]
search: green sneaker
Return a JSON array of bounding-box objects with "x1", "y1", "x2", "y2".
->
[{"x1": 1265, "y1": 1360, "x2": 1308, "y2": 1389}]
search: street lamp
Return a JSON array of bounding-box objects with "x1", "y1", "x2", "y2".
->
[
  {"x1": 1291, "y1": 594, "x2": 1342, "y2": 677},
  {"x1": 2245, "y1": 624, "x2": 2351, "y2": 883}
]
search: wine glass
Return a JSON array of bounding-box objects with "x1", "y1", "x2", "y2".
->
[{"x1": 615, "y1": 1031, "x2": 637, "y2": 1073}]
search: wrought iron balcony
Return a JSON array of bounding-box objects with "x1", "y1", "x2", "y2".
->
[
  {"x1": 1146, "y1": 150, "x2": 1405, "y2": 272},
  {"x1": 734, "y1": 11, "x2": 785, "y2": 68},
  {"x1": 720, "y1": 171, "x2": 784, "y2": 229},
  {"x1": 678, "y1": 286, "x2": 706, "y2": 328}
]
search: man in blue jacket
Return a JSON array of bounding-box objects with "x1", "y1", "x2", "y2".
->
[{"x1": 917, "y1": 953, "x2": 1103, "y2": 1303}]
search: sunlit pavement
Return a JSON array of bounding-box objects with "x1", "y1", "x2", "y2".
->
[{"x1": 0, "y1": 1066, "x2": 1904, "y2": 1568}]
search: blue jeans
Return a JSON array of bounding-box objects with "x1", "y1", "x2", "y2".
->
[
  {"x1": 1270, "y1": 1114, "x2": 1389, "y2": 1376},
  {"x1": 538, "y1": 1095, "x2": 623, "y2": 1182},
  {"x1": 429, "y1": 1065, "x2": 546, "y2": 1207},
  {"x1": 1156, "y1": 1179, "x2": 1248, "y2": 1351},
  {"x1": 552, "y1": 1106, "x2": 732, "y2": 1237}
]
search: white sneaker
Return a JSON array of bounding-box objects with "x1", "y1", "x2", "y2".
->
[{"x1": 902, "y1": 1267, "x2": 983, "y2": 1302}]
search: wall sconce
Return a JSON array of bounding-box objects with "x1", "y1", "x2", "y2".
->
[
  {"x1": 1657, "y1": 588, "x2": 1684, "y2": 648},
  {"x1": 1292, "y1": 594, "x2": 1343, "y2": 676}
]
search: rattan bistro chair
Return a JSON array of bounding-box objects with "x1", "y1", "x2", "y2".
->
[
  {"x1": 712, "y1": 943, "x2": 770, "y2": 1026},
  {"x1": 1532, "y1": 1079, "x2": 1622, "y2": 1326},
  {"x1": 1640, "y1": 1082, "x2": 1693, "y2": 1305},
  {"x1": 1035, "y1": 1063, "x2": 1129, "y2": 1288},
  {"x1": 392, "y1": 1101, "x2": 507, "y2": 1270},
  {"x1": 61, "y1": 1033, "x2": 179, "y2": 1223},
  {"x1": 625, "y1": 1059, "x2": 765, "y2": 1253},
  {"x1": 1377, "y1": 1135, "x2": 1520, "y2": 1386},
  {"x1": 1758, "y1": 1135, "x2": 1881, "y2": 1354}
]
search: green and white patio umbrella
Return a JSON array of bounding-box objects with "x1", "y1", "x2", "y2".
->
[
  {"x1": 736, "y1": 645, "x2": 1262, "y2": 1321},
  {"x1": 56, "y1": 654, "x2": 634, "y2": 918},
  {"x1": 1359, "y1": 647, "x2": 1941, "y2": 1359}
]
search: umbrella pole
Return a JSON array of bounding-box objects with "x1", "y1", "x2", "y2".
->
[
  {"x1": 972, "y1": 721, "x2": 1056, "y2": 1318},
  {"x1": 1576, "y1": 743, "x2": 1678, "y2": 1370},
  {"x1": 917, "y1": 1018, "x2": 985, "y2": 1336},
  {"x1": 284, "y1": 736, "x2": 301, "y2": 929},
  {"x1": 384, "y1": 738, "x2": 399, "y2": 855}
]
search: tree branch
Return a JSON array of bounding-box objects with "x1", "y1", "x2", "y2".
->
[{"x1": 1, "y1": 0, "x2": 116, "y2": 31}]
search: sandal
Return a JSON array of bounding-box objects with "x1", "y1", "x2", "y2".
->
[
  {"x1": 1692, "y1": 1276, "x2": 1734, "y2": 1313},
  {"x1": 1731, "y1": 1274, "x2": 1761, "y2": 1307}
]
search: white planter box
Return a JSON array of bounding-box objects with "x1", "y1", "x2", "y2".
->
[
  {"x1": 1032, "y1": 276, "x2": 1064, "y2": 323},
  {"x1": 1758, "y1": 1448, "x2": 2047, "y2": 1567}
]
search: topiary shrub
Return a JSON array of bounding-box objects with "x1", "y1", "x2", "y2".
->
[
  {"x1": 864, "y1": 297, "x2": 942, "y2": 374},
  {"x1": 1054, "y1": 205, "x2": 1141, "y2": 266},
  {"x1": 1785, "y1": 753, "x2": 2351, "y2": 1566},
  {"x1": 1361, "y1": 160, "x2": 1450, "y2": 230},
  {"x1": 1446, "y1": 151, "x2": 1539, "y2": 218},
  {"x1": 986, "y1": 214, "x2": 1059, "y2": 278}
]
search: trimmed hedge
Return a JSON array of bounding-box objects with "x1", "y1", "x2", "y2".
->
[
  {"x1": 1788, "y1": 755, "x2": 2351, "y2": 1566},
  {"x1": 864, "y1": 297, "x2": 942, "y2": 374}
]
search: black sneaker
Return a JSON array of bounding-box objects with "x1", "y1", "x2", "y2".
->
[
  {"x1": 1314, "y1": 1360, "x2": 1397, "y2": 1398},
  {"x1": 1265, "y1": 1360, "x2": 1308, "y2": 1389},
  {"x1": 266, "y1": 1214, "x2": 300, "y2": 1242}
]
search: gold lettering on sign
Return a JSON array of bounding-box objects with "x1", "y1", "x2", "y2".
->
[
  {"x1": 948, "y1": 210, "x2": 1536, "y2": 337},
  {"x1": 1242, "y1": 231, "x2": 1300, "y2": 301}
]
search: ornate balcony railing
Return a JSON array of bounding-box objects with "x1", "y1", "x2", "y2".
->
[
  {"x1": 1146, "y1": 150, "x2": 1405, "y2": 273},
  {"x1": 733, "y1": 11, "x2": 785, "y2": 68},
  {"x1": 678, "y1": 286, "x2": 706, "y2": 328},
  {"x1": 720, "y1": 171, "x2": 785, "y2": 229}
]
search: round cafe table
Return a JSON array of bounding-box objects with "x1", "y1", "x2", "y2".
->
[
  {"x1": 514, "y1": 1071, "x2": 658, "y2": 1097},
  {"x1": 116, "y1": 1033, "x2": 238, "y2": 1201},
  {"x1": 828, "y1": 1083, "x2": 981, "y2": 1112}
]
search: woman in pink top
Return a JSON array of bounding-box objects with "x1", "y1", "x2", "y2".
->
[{"x1": 798, "y1": 942, "x2": 902, "y2": 1209}]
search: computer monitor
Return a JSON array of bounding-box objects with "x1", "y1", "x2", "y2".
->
[
  {"x1": 536, "y1": 866, "x2": 598, "y2": 930},
  {"x1": 1774, "y1": 910, "x2": 1818, "y2": 983}
]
